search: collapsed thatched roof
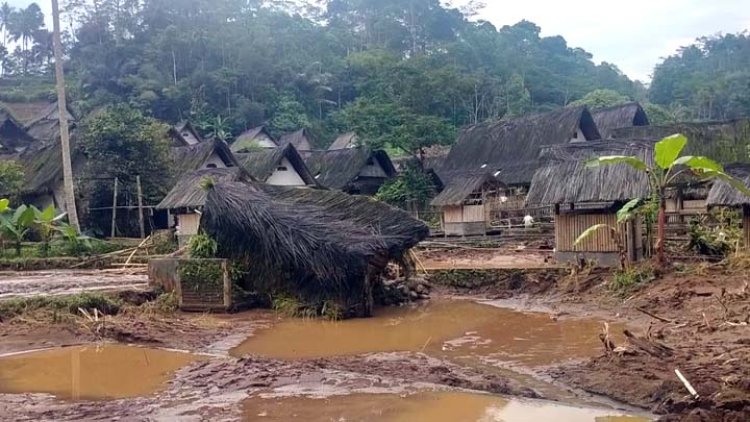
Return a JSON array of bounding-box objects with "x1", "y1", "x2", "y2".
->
[
  {"x1": 304, "y1": 147, "x2": 397, "y2": 191},
  {"x1": 612, "y1": 119, "x2": 750, "y2": 165},
  {"x1": 234, "y1": 143, "x2": 317, "y2": 186},
  {"x1": 440, "y1": 106, "x2": 601, "y2": 186},
  {"x1": 706, "y1": 163, "x2": 750, "y2": 207},
  {"x1": 591, "y1": 102, "x2": 649, "y2": 139},
  {"x1": 201, "y1": 181, "x2": 428, "y2": 283},
  {"x1": 430, "y1": 172, "x2": 504, "y2": 207},
  {"x1": 328, "y1": 132, "x2": 359, "y2": 150},
  {"x1": 527, "y1": 140, "x2": 653, "y2": 206},
  {"x1": 231, "y1": 126, "x2": 277, "y2": 152},
  {"x1": 279, "y1": 128, "x2": 313, "y2": 151},
  {"x1": 156, "y1": 167, "x2": 248, "y2": 210},
  {"x1": 170, "y1": 139, "x2": 239, "y2": 175}
]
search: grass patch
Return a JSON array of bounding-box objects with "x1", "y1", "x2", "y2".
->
[
  {"x1": 0, "y1": 293, "x2": 122, "y2": 321},
  {"x1": 610, "y1": 265, "x2": 656, "y2": 297}
]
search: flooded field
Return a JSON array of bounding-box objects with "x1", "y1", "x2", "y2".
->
[
  {"x1": 0, "y1": 344, "x2": 198, "y2": 400},
  {"x1": 231, "y1": 299, "x2": 620, "y2": 367},
  {"x1": 242, "y1": 391, "x2": 649, "y2": 422}
]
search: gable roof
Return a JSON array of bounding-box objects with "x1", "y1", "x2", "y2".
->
[
  {"x1": 328, "y1": 132, "x2": 359, "y2": 150},
  {"x1": 0, "y1": 100, "x2": 76, "y2": 144},
  {"x1": 706, "y1": 163, "x2": 750, "y2": 207},
  {"x1": 440, "y1": 106, "x2": 601, "y2": 186},
  {"x1": 430, "y1": 172, "x2": 504, "y2": 207},
  {"x1": 156, "y1": 167, "x2": 248, "y2": 210},
  {"x1": 591, "y1": 102, "x2": 650, "y2": 139},
  {"x1": 279, "y1": 128, "x2": 313, "y2": 151},
  {"x1": 0, "y1": 110, "x2": 35, "y2": 152},
  {"x1": 232, "y1": 126, "x2": 277, "y2": 152},
  {"x1": 304, "y1": 148, "x2": 397, "y2": 190},
  {"x1": 169, "y1": 121, "x2": 203, "y2": 146},
  {"x1": 234, "y1": 143, "x2": 317, "y2": 186},
  {"x1": 170, "y1": 139, "x2": 239, "y2": 176},
  {"x1": 526, "y1": 140, "x2": 653, "y2": 206}
]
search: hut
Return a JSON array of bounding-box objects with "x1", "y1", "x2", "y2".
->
[
  {"x1": 706, "y1": 164, "x2": 750, "y2": 248},
  {"x1": 169, "y1": 122, "x2": 204, "y2": 146},
  {"x1": 231, "y1": 126, "x2": 277, "y2": 152},
  {"x1": 171, "y1": 138, "x2": 239, "y2": 174},
  {"x1": 328, "y1": 132, "x2": 359, "y2": 150},
  {"x1": 200, "y1": 180, "x2": 429, "y2": 317},
  {"x1": 0, "y1": 108, "x2": 34, "y2": 153},
  {"x1": 279, "y1": 128, "x2": 314, "y2": 152},
  {"x1": 429, "y1": 172, "x2": 506, "y2": 236},
  {"x1": 234, "y1": 144, "x2": 317, "y2": 187},
  {"x1": 591, "y1": 102, "x2": 650, "y2": 139},
  {"x1": 0, "y1": 100, "x2": 75, "y2": 144},
  {"x1": 527, "y1": 140, "x2": 652, "y2": 266},
  {"x1": 305, "y1": 147, "x2": 397, "y2": 195}
]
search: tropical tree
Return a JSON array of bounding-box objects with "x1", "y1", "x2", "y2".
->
[
  {"x1": 31, "y1": 205, "x2": 67, "y2": 256},
  {"x1": 7, "y1": 3, "x2": 44, "y2": 75},
  {"x1": 0, "y1": 203, "x2": 35, "y2": 256},
  {"x1": 586, "y1": 134, "x2": 749, "y2": 266},
  {"x1": 0, "y1": 2, "x2": 13, "y2": 75}
]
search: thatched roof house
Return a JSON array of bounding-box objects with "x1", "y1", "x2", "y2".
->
[
  {"x1": 279, "y1": 128, "x2": 314, "y2": 151},
  {"x1": 201, "y1": 180, "x2": 429, "y2": 317},
  {"x1": 328, "y1": 132, "x2": 359, "y2": 150},
  {"x1": 234, "y1": 144, "x2": 317, "y2": 186},
  {"x1": 440, "y1": 106, "x2": 601, "y2": 187},
  {"x1": 170, "y1": 139, "x2": 239, "y2": 175},
  {"x1": 0, "y1": 100, "x2": 75, "y2": 146},
  {"x1": 430, "y1": 172, "x2": 506, "y2": 236},
  {"x1": 156, "y1": 167, "x2": 249, "y2": 211},
  {"x1": 0, "y1": 108, "x2": 34, "y2": 153},
  {"x1": 231, "y1": 126, "x2": 277, "y2": 152},
  {"x1": 169, "y1": 122, "x2": 203, "y2": 146},
  {"x1": 305, "y1": 147, "x2": 397, "y2": 195},
  {"x1": 591, "y1": 102, "x2": 650, "y2": 139}
]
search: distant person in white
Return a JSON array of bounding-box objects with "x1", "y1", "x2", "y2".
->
[{"x1": 523, "y1": 214, "x2": 534, "y2": 229}]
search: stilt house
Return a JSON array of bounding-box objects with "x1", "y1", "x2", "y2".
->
[
  {"x1": 304, "y1": 147, "x2": 397, "y2": 195},
  {"x1": 234, "y1": 144, "x2": 317, "y2": 187},
  {"x1": 429, "y1": 172, "x2": 506, "y2": 236}
]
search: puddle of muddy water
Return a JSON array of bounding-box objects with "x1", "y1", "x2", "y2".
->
[
  {"x1": 0, "y1": 344, "x2": 199, "y2": 400},
  {"x1": 231, "y1": 300, "x2": 620, "y2": 367},
  {"x1": 242, "y1": 392, "x2": 650, "y2": 422}
]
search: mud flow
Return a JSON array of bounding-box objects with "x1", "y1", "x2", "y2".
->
[
  {"x1": 0, "y1": 344, "x2": 199, "y2": 400},
  {"x1": 231, "y1": 299, "x2": 621, "y2": 367},
  {"x1": 242, "y1": 391, "x2": 650, "y2": 422}
]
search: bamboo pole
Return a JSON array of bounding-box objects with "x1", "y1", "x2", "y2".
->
[
  {"x1": 110, "y1": 177, "x2": 118, "y2": 238},
  {"x1": 136, "y1": 175, "x2": 145, "y2": 239}
]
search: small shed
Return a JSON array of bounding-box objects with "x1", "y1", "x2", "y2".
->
[
  {"x1": 231, "y1": 126, "x2": 277, "y2": 152},
  {"x1": 591, "y1": 102, "x2": 650, "y2": 140},
  {"x1": 169, "y1": 122, "x2": 204, "y2": 146},
  {"x1": 706, "y1": 164, "x2": 750, "y2": 248},
  {"x1": 430, "y1": 172, "x2": 506, "y2": 236},
  {"x1": 527, "y1": 141, "x2": 652, "y2": 266},
  {"x1": 279, "y1": 128, "x2": 314, "y2": 152},
  {"x1": 234, "y1": 144, "x2": 317, "y2": 187},
  {"x1": 304, "y1": 147, "x2": 397, "y2": 195}
]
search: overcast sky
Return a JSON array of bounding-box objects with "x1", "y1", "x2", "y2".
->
[{"x1": 8, "y1": 0, "x2": 750, "y2": 81}]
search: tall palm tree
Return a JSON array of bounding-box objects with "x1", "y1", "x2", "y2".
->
[
  {"x1": 51, "y1": 0, "x2": 80, "y2": 231},
  {"x1": 0, "y1": 2, "x2": 13, "y2": 75},
  {"x1": 8, "y1": 3, "x2": 44, "y2": 75}
]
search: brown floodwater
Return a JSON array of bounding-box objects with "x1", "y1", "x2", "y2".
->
[
  {"x1": 0, "y1": 344, "x2": 199, "y2": 400},
  {"x1": 231, "y1": 300, "x2": 621, "y2": 367},
  {"x1": 242, "y1": 392, "x2": 651, "y2": 422}
]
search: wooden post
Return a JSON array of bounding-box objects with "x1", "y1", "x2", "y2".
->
[
  {"x1": 110, "y1": 177, "x2": 118, "y2": 239},
  {"x1": 136, "y1": 175, "x2": 145, "y2": 239}
]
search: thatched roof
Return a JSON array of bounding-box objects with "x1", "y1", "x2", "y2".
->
[
  {"x1": 231, "y1": 126, "x2": 277, "y2": 152},
  {"x1": 279, "y1": 128, "x2": 313, "y2": 151},
  {"x1": 440, "y1": 106, "x2": 601, "y2": 186},
  {"x1": 611, "y1": 119, "x2": 750, "y2": 165},
  {"x1": 156, "y1": 167, "x2": 248, "y2": 210},
  {"x1": 0, "y1": 100, "x2": 75, "y2": 143},
  {"x1": 328, "y1": 132, "x2": 359, "y2": 150},
  {"x1": 1, "y1": 135, "x2": 84, "y2": 197},
  {"x1": 591, "y1": 102, "x2": 649, "y2": 139},
  {"x1": 201, "y1": 181, "x2": 428, "y2": 284},
  {"x1": 234, "y1": 144, "x2": 317, "y2": 186},
  {"x1": 169, "y1": 121, "x2": 203, "y2": 146},
  {"x1": 706, "y1": 163, "x2": 750, "y2": 207},
  {"x1": 170, "y1": 139, "x2": 239, "y2": 176},
  {"x1": 0, "y1": 111, "x2": 35, "y2": 152},
  {"x1": 304, "y1": 148, "x2": 397, "y2": 191},
  {"x1": 527, "y1": 140, "x2": 653, "y2": 206},
  {"x1": 430, "y1": 172, "x2": 504, "y2": 207}
]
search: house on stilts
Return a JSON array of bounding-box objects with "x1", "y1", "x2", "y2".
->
[
  {"x1": 304, "y1": 147, "x2": 397, "y2": 195},
  {"x1": 234, "y1": 144, "x2": 317, "y2": 187}
]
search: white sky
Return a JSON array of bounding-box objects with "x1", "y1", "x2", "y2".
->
[{"x1": 8, "y1": 0, "x2": 750, "y2": 81}]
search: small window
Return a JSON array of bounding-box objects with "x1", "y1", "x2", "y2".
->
[
  {"x1": 276, "y1": 166, "x2": 288, "y2": 171},
  {"x1": 572, "y1": 131, "x2": 578, "y2": 139},
  {"x1": 206, "y1": 163, "x2": 218, "y2": 169},
  {"x1": 366, "y1": 157, "x2": 375, "y2": 165},
  {"x1": 182, "y1": 132, "x2": 190, "y2": 138}
]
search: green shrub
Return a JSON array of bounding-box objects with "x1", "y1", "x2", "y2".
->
[
  {"x1": 188, "y1": 233, "x2": 218, "y2": 258},
  {"x1": 610, "y1": 266, "x2": 655, "y2": 297}
]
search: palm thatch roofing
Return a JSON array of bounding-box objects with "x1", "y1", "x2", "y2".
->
[
  {"x1": 170, "y1": 139, "x2": 240, "y2": 176},
  {"x1": 440, "y1": 106, "x2": 601, "y2": 186},
  {"x1": 612, "y1": 119, "x2": 750, "y2": 165},
  {"x1": 304, "y1": 147, "x2": 397, "y2": 191},
  {"x1": 328, "y1": 132, "x2": 359, "y2": 150},
  {"x1": 169, "y1": 121, "x2": 203, "y2": 146},
  {"x1": 1, "y1": 135, "x2": 84, "y2": 197},
  {"x1": 430, "y1": 172, "x2": 504, "y2": 207},
  {"x1": 706, "y1": 163, "x2": 750, "y2": 207},
  {"x1": 279, "y1": 128, "x2": 314, "y2": 151},
  {"x1": 527, "y1": 140, "x2": 653, "y2": 206},
  {"x1": 231, "y1": 126, "x2": 277, "y2": 152},
  {"x1": 0, "y1": 100, "x2": 75, "y2": 143},
  {"x1": 591, "y1": 102, "x2": 649, "y2": 139},
  {"x1": 156, "y1": 167, "x2": 248, "y2": 210},
  {"x1": 234, "y1": 143, "x2": 317, "y2": 186},
  {"x1": 0, "y1": 110, "x2": 35, "y2": 152}
]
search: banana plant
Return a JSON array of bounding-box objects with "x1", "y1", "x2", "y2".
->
[
  {"x1": 0, "y1": 204, "x2": 36, "y2": 256},
  {"x1": 586, "y1": 134, "x2": 750, "y2": 266},
  {"x1": 56, "y1": 221, "x2": 91, "y2": 255},
  {"x1": 31, "y1": 205, "x2": 67, "y2": 257}
]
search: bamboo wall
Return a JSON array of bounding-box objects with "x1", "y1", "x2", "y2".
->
[
  {"x1": 556, "y1": 212, "x2": 619, "y2": 252},
  {"x1": 744, "y1": 213, "x2": 750, "y2": 249}
]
